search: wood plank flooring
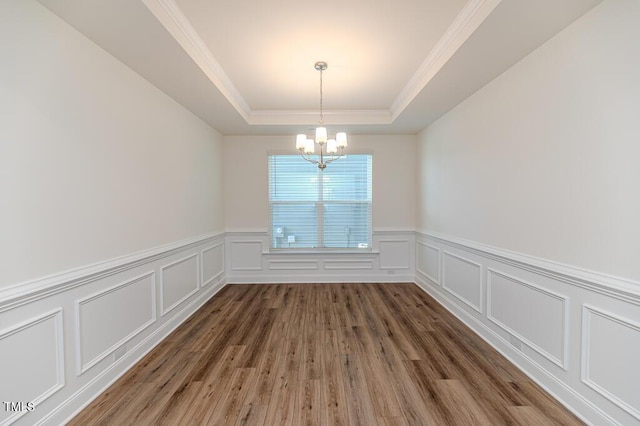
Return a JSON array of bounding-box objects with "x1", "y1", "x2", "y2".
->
[{"x1": 69, "y1": 283, "x2": 583, "y2": 425}]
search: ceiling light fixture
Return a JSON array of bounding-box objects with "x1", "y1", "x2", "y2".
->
[{"x1": 296, "y1": 61, "x2": 347, "y2": 169}]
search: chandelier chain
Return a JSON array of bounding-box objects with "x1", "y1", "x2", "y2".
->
[{"x1": 319, "y1": 66, "x2": 324, "y2": 125}]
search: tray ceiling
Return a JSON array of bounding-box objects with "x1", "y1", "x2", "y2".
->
[{"x1": 37, "y1": 0, "x2": 602, "y2": 135}]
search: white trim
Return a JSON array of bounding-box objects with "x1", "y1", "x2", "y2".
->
[
  {"x1": 248, "y1": 109, "x2": 392, "y2": 126},
  {"x1": 159, "y1": 253, "x2": 200, "y2": 316},
  {"x1": 230, "y1": 240, "x2": 264, "y2": 271},
  {"x1": 0, "y1": 232, "x2": 223, "y2": 313},
  {"x1": 391, "y1": 0, "x2": 502, "y2": 120},
  {"x1": 581, "y1": 305, "x2": 640, "y2": 421},
  {"x1": 225, "y1": 229, "x2": 270, "y2": 236},
  {"x1": 0, "y1": 309, "x2": 65, "y2": 426},
  {"x1": 226, "y1": 274, "x2": 415, "y2": 284},
  {"x1": 416, "y1": 241, "x2": 441, "y2": 285},
  {"x1": 323, "y1": 259, "x2": 375, "y2": 270},
  {"x1": 378, "y1": 239, "x2": 411, "y2": 270},
  {"x1": 268, "y1": 259, "x2": 319, "y2": 271},
  {"x1": 141, "y1": 0, "x2": 250, "y2": 121},
  {"x1": 75, "y1": 272, "x2": 156, "y2": 375},
  {"x1": 486, "y1": 268, "x2": 569, "y2": 370},
  {"x1": 200, "y1": 242, "x2": 224, "y2": 287},
  {"x1": 373, "y1": 228, "x2": 416, "y2": 236},
  {"x1": 418, "y1": 231, "x2": 640, "y2": 305},
  {"x1": 441, "y1": 250, "x2": 483, "y2": 313}
]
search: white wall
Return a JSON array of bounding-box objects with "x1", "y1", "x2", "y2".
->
[
  {"x1": 0, "y1": 2, "x2": 226, "y2": 425},
  {"x1": 224, "y1": 134, "x2": 416, "y2": 231},
  {"x1": 415, "y1": 1, "x2": 640, "y2": 424},
  {"x1": 416, "y1": 0, "x2": 640, "y2": 283},
  {"x1": 0, "y1": 0, "x2": 225, "y2": 289}
]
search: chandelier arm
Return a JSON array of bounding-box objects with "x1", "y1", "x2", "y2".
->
[
  {"x1": 323, "y1": 150, "x2": 345, "y2": 165},
  {"x1": 300, "y1": 151, "x2": 319, "y2": 165}
]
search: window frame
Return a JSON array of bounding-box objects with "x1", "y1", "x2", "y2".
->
[{"x1": 268, "y1": 151, "x2": 373, "y2": 252}]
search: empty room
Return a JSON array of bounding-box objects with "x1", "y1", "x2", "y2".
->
[{"x1": 1, "y1": 0, "x2": 639, "y2": 424}]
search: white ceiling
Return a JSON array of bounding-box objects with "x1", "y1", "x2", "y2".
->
[{"x1": 38, "y1": 0, "x2": 602, "y2": 135}]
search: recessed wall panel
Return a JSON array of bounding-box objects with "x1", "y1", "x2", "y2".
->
[
  {"x1": 160, "y1": 254, "x2": 199, "y2": 315},
  {"x1": 230, "y1": 241, "x2": 263, "y2": 271},
  {"x1": 201, "y1": 243, "x2": 224, "y2": 286},
  {"x1": 417, "y1": 242, "x2": 440, "y2": 284},
  {"x1": 379, "y1": 240, "x2": 410, "y2": 269},
  {"x1": 583, "y1": 306, "x2": 640, "y2": 420},
  {"x1": 77, "y1": 273, "x2": 155, "y2": 373},
  {"x1": 442, "y1": 251, "x2": 482, "y2": 312},
  {"x1": 0, "y1": 310, "x2": 64, "y2": 425},
  {"x1": 323, "y1": 259, "x2": 374, "y2": 270},
  {"x1": 268, "y1": 260, "x2": 318, "y2": 270},
  {"x1": 487, "y1": 269, "x2": 568, "y2": 368}
]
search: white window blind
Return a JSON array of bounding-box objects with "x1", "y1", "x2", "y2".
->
[{"x1": 268, "y1": 154, "x2": 372, "y2": 249}]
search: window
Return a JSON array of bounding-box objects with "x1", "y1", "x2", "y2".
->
[{"x1": 268, "y1": 154, "x2": 372, "y2": 249}]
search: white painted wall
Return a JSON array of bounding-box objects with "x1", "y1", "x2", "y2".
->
[
  {"x1": 0, "y1": 0, "x2": 225, "y2": 288},
  {"x1": 416, "y1": 0, "x2": 640, "y2": 282},
  {"x1": 224, "y1": 134, "x2": 416, "y2": 231}
]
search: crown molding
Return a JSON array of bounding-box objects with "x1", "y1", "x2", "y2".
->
[
  {"x1": 248, "y1": 109, "x2": 393, "y2": 126},
  {"x1": 390, "y1": 0, "x2": 502, "y2": 120},
  {"x1": 141, "y1": 0, "x2": 251, "y2": 121},
  {"x1": 142, "y1": 0, "x2": 500, "y2": 127}
]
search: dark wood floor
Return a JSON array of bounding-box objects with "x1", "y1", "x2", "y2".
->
[{"x1": 69, "y1": 283, "x2": 583, "y2": 425}]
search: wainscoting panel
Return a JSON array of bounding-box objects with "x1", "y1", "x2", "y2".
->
[
  {"x1": 416, "y1": 241, "x2": 440, "y2": 285},
  {"x1": 268, "y1": 260, "x2": 319, "y2": 271},
  {"x1": 160, "y1": 253, "x2": 199, "y2": 316},
  {"x1": 379, "y1": 240, "x2": 410, "y2": 270},
  {"x1": 0, "y1": 233, "x2": 225, "y2": 426},
  {"x1": 76, "y1": 272, "x2": 156, "y2": 374},
  {"x1": 442, "y1": 251, "x2": 483, "y2": 313},
  {"x1": 487, "y1": 268, "x2": 568, "y2": 369},
  {"x1": 323, "y1": 259, "x2": 375, "y2": 270},
  {"x1": 582, "y1": 306, "x2": 640, "y2": 420},
  {"x1": 225, "y1": 230, "x2": 414, "y2": 283},
  {"x1": 201, "y1": 243, "x2": 224, "y2": 287},
  {"x1": 230, "y1": 240, "x2": 264, "y2": 271},
  {"x1": 0, "y1": 310, "x2": 64, "y2": 425},
  {"x1": 415, "y1": 231, "x2": 640, "y2": 426}
]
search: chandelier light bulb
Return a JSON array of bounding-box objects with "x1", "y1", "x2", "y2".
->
[
  {"x1": 336, "y1": 132, "x2": 348, "y2": 148},
  {"x1": 315, "y1": 127, "x2": 327, "y2": 144},
  {"x1": 304, "y1": 139, "x2": 315, "y2": 154},
  {"x1": 296, "y1": 134, "x2": 307, "y2": 150},
  {"x1": 327, "y1": 139, "x2": 337, "y2": 154}
]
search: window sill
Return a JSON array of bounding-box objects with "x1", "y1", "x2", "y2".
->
[{"x1": 266, "y1": 248, "x2": 378, "y2": 255}]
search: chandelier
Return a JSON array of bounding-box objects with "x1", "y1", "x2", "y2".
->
[{"x1": 296, "y1": 61, "x2": 347, "y2": 169}]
